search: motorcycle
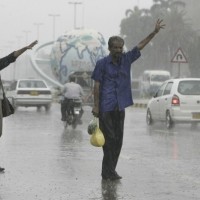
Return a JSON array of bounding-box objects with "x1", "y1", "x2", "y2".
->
[{"x1": 64, "y1": 98, "x2": 83, "y2": 129}]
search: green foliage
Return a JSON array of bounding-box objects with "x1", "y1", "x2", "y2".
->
[
  {"x1": 188, "y1": 36, "x2": 200, "y2": 77},
  {"x1": 120, "y1": 0, "x2": 199, "y2": 77}
]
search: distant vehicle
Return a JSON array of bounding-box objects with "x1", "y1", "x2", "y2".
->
[
  {"x1": 146, "y1": 78, "x2": 200, "y2": 129},
  {"x1": 131, "y1": 79, "x2": 141, "y2": 99},
  {"x1": 141, "y1": 70, "x2": 171, "y2": 97},
  {"x1": 2, "y1": 80, "x2": 12, "y2": 92},
  {"x1": 6, "y1": 79, "x2": 52, "y2": 111},
  {"x1": 68, "y1": 71, "x2": 94, "y2": 106},
  {"x1": 63, "y1": 98, "x2": 83, "y2": 129}
]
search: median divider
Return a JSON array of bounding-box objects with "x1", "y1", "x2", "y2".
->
[{"x1": 133, "y1": 99, "x2": 149, "y2": 108}]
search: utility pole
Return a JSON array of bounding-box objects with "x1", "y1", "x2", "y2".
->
[
  {"x1": 3, "y1": 44, "x2": 12, "y2": 80},
  {"x1": 8, "y1": 41, "x2": 16, "y2": 80},
  {"x1": 16, "y1": 35, "x2": 23, "y2": 48},
  {"x1": 34, "y1": 22, "x2": 43, "y2": 41},
  {"x1": 23, "y1": 30, "x2": 31, "y2": 45},
  {"x1": 48, "y1": 14, "x2": 60, "y2": 41},
  {"x1": 22, "y1": 31, "x2": 31, "y2": 77},
  {"x1": 68, "y1": 1, "x2": 82, "y2": 29},
  {"x1": 13, "y1": 36, "x2": 23, "y2": 80}
]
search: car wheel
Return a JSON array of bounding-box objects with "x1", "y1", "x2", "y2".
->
[
  {"x1": 72, "y1": 121, "x2": 77, "y2": 129},
  {"x1": 64, "y1": 121, "x2": 68, "y2": 128},
  {"x1": 37, "y1": 106, "x2": 42, "y2": 111},
  {"x1": 45, "y1": 104, "x2": 51, "y2": 111},
  {"x1": 191, "y1": 122, "x2": 198, "y2": 129},
  {"x1": 13, "y1": 99, "x2": 17, "y2": 109},
  {"x1": 146, "y1": 109, "x2": 153, "y2": 125},
  {"x1": 166, "y1": 111, "x2": 174, "y2": 129}
]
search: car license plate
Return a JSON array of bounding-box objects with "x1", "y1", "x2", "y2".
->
[
  {"x1": 192, "y1": 113, "x2": 200, "y2": 119},
  {"x1": 30, "y1": 91, "x2": 38, "y2": 96}
]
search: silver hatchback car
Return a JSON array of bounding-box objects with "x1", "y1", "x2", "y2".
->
[
  {"x1": 6, "y1": 79, "x2": 52, "y2": 111},
  {"x1": 146, "y1": 78, "x2": 200, "y2": 129}
]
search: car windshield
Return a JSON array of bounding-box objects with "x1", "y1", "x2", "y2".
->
[
  {"x1": 178, "y1": 80, "x2": 200, "y2": 95},
  {"x1": 151, "y1": 75, "x2": 169, "y2": 82},
  {"x1": 18, "y1": 80, "x2": 47, "y2": 88}
]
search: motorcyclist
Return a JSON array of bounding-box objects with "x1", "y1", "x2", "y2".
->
[{"x1": 61, "y1": 76, "x2": 84, "y2": 123}]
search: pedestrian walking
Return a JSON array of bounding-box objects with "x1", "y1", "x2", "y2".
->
[
  {"x1": 0, "y1": 40, "x2": 38, "y2": 172},
  {"x1": 91, "y1": 19, "x2": 165, "y2": 180}
]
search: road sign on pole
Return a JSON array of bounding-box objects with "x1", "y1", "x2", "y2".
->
[{"x1": 171, "y1": 48, "x2": 188, "y2": 63}]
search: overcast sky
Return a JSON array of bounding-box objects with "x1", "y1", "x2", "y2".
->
[{"x1": 0, "y1": 0, "x2": 153, "y2": 53}]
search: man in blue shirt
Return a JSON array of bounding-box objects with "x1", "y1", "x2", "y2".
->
[{"x1": 91, "y1": 19, "x2": 165, "y2": 180}]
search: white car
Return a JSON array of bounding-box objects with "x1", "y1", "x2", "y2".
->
[
  {"x1": 141, "y1": 70, "x2": 171, "y2": 97},
  {"x1": 146, "y1": 78, "x2": 200, "y2": 129},
  {"x1": 6, "y1": 79, "x2": 52, "y2": 111}
]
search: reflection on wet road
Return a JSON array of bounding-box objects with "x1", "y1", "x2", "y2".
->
[
  {"x1": 0, "y1": 104, "x2": 200, "y2": 199},
  {"x1": 101, "y1": 179, "x2": 121, "y2": 200}
]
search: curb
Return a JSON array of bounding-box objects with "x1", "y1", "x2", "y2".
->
[
  {"x1": 133, "y1": 99, "x2": 149, "y2": 108},
  {"x1": 133, "y1": 103, "x2": 147, "y2": 108}
]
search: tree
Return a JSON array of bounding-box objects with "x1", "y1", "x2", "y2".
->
[
  {"x1": 188, "y1": 36, "x2": 200, "y2": 77},
  {"x1": 120, "y1": 0, "x2": 198, "y2": 78}
]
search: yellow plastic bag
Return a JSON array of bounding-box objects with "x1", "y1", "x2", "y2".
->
[
  {"x1": 90, "y1": 127, "x2": 105, "y2": 147},
  {"x1": 89, "y1": 118, "x2": 105, "y2": 147}
]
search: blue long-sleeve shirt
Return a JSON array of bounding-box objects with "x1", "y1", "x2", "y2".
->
[{"x1": 91, "y1": 46, "x2": 141, "y2": 112}]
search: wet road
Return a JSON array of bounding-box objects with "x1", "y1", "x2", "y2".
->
[{"x1": 1, "y1": 103, "x2": 200, "y2": 200}]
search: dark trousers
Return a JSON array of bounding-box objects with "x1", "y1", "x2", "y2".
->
[
  {"x1": 61, "y1": 98, "x2": 71, "y2": 121},
  {"x1": 61, "y1": 98, "x2": 83, "y2": 121},
  {"x1": 99, "y1": 110, "x2": 125, "y2": 178}
]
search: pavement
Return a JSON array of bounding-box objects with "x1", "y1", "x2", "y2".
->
[
  {"x1": 1, "y1": 102, "x2": 200, "y2": 200},
  {"x1": 0, "y1": 100, "x2": 150, "y2": 200},
  {"x1": 0, "y1": 104, "x2": 141, "y2": 200}
]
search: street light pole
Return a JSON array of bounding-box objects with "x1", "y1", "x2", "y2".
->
[
  {"x1": 48, "y1": 14, "x2": 60, "y2": 41},
  {"x1": 34, "y1": 22, "x2": 43, "y2": 41},
  {"x1": 23, "y1": 30, "x2": 31, "y2": 45},
  {"x1": 22, "y1": 31, "x2": 31, "y2": 77},
  {"x1": 68, "y1": 1, "x2": 82, "y2": 29},
  {"x1": 13, "y1": 35, "x2": 23, "y2": 80},
  {"x1": 16, "y1": 35, "x2": 23, "y2": 48}
]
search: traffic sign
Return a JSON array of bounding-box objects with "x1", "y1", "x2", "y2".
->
[{"x1": 171, "y1": 48, "x2": 188, "y2": 63}]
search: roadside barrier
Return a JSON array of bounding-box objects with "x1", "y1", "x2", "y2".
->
[
  {"x1": 133, "y1": 103, "x2": 147, "y2": 108},
  {"x1": 132, "y1": 99, "x2": 149, "y2": 108}
]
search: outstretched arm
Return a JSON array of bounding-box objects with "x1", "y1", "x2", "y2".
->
[
  {"x1": 0, "y1": 40, "x2": 38, "y2": 71},
  {"x1": 14, "y1": 40, "x2": 38, "y2": 58},
  {"x1": 137, "y1": 19, "x2": 165, "y2": 50}
]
